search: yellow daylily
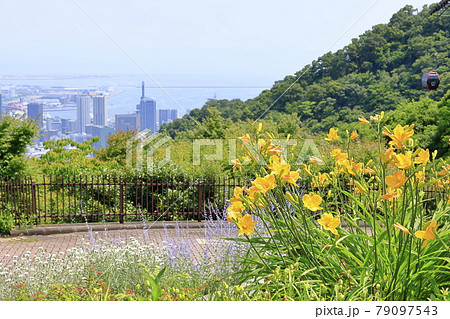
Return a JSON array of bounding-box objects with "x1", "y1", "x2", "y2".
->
[
  {"x1": 392, "y1": 151, "x2": 413, "y2": 170},
  {"x1": 227, "y1": 201, "x2": 245, "y2": 214},
  {"x1": 331, "y1": 148, "x2": 349, "y2": 165},
  {"x1": 393, "y1": 222, "x2": 411, "y2": 234},
  {"x1": 385, "y1": 170, "x2": 407, "y2": 189},
  {"x1": 384, "y1": 124, "x2": 414, "y2": 149},
  {"x1": 238, "y1": 134, "x2": 251, "y2": 144},
  {"x1": 257, "y1": 122, "x2": 263, "y2": 133},
  {"x1": 381, "y1": 187, "x2": 397, "y2": 200},
  {"x1": 358, "y1": 116, "x2": 370, "y2": 125},
  {"x1": 312, "y1": 173, "x2": 330, "y2": 188},
  {"x1": 302, "y1": 193, "x2": 323, "y2": 211},
  {"x1": 267, "y1": 145, "x2": 282, "y2": 154},
  {"x1": 415, "y1": 220, "x2": 439, "y2": 248},
  {"x1": 325, "y1": 128, "x2": 339, "y2": 141},
  {"x1": 354, "y1": 181, "x2": 367, "y2": 194},
  {"x1": 228, "y1": 187, "x2": 244, "y2": 203},
  {"x1": 350, "y1": 130, "x2": 359, "y2": 140},
  {"x1": 285, "y1": 191, "x2": 297, "y2": 203},
  {"x1": 317, "y1": 213, "x2": 340, "y2": 235},
  {"x1": 226, "y1": 210, "x2": 242, "y2": 223},
  {"x1": 251, "y1": 174, "x2": 277, "y2": 194},
  {"x1": 309, "y1": 156, "x2": 324, "y2": 164},
  {"x1": 381, "y1": 147, "x2": 396, "y2": 165},
  {"x1": 267, "y1": 155, "x2": 290, "y2": 177},
  {"x1": 370, "y1": 113, "x2": 383, "y2": 122},
  {"x1": 281, "y1": 170, "x2": 300, "y2": 186},
  {"x1": 237, "y1": 214, "x2": 258, "y2": 236},
  {"x1": 231, "y1": 159, "x2": 241, "y2": 167},
  {"x1": 414, "y1": 149, "x2": 430, "y2": 165}
]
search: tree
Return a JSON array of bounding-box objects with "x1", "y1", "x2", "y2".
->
[
  {"x1": 95, "y1": 130, "x2": 137, "y2": 166},
  {"x1": 0, "y1": 116, "x2": 39, "y2": 177},
  {"x1": 432, "y1": 91, "x2": 450, "y2": 158}
]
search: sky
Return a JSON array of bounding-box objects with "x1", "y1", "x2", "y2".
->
[{"x1": 0, "y1": 0, "x2": 435, "y2": 81}]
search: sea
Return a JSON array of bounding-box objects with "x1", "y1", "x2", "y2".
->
[{"x1": 1, "y1": 73, "x2": 276, "y2": 121}]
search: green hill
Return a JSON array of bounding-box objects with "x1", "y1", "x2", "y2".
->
[{"x1": 160, "y1": 4, "x2": 449, "y2": 156}]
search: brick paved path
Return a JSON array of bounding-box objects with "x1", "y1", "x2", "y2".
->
[{"x1": 0, "y1": 222, "x2": 210, "y2": 267}]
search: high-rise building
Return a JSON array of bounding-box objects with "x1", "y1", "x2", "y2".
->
[
  {"x1": 137, "y1": 82, "x2": 157, "y2": 133},
  {"x1": 0, "y1": 93, "x2": 2, "y2": 117},
  {"x1": 159, "y1": 109, "x2": 178, "y2": 126},
  {"x1": 27, "y1": 102, "x2": 44, "y2": 128},
  {"x1": 91, "y1": 125, "x2": 114, "y2": 149},
  {"x1": 76, "y1": 94, "x2": 91, "y2": 133},
  {"x1": 93, "y1": 95, "x2": 107, "y2": 126},
  {"x1": 115, "y1": 113, "x2": 140, "y2": 132}
]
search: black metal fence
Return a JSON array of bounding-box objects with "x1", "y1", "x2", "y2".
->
[
  {"x1": 0, "y1": 175, "x2": 245, "y2": 225},
  {"x1": 0, "y1": 175, "x2": 446, "y2": 226}
]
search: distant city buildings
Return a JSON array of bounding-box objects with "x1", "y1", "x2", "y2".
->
[
  {"x1": 76, "y1": 94, "x2": 91, "y2": 133},
  {"x1": 137, "y1": 82, "x2": 157, "y2": 133},
  {"x1": 159, "y1": 109, "x2": 178, "y2": 126},
  {"x1": 93, "y1": 94, "x2": 107, "y2": 126},
  {"x1": 2, "y1": 81, "x2": 181, "y2": 157},
  {"x1": 27, "y1": 102, "x2": 44, "y2": 128}
]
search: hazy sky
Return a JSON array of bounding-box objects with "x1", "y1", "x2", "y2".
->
[{"x1": 0, "y1": 0, "x2": 434, "y2": 80}]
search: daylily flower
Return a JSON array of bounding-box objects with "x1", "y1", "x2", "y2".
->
[
  {"x1": 325, "y1": 128, "x2": 339, "y2": 141},
  {"x1": 385, "y1": 124, "x2": 414, "y2": 149},
  {"x1": 370, "y1": 113, "x2": 383, "y2": 122},
  {"x1": 331, "y1": 148, "x2": 349, "y2": 165},
  {"x1": 281, "y1": 170, "x2": 300, "y2": 186},
  {"x1": 381, "y1": 147, "x2": 396, "y2": 164},
  {"x1": 385, "y1": 170, "x2": 407, "y2": 189},
  {"x1": 238, "y1": 134, "x2": 251, "y2": 144},
  {"x1": 226, "y1": 210, "x2": 242, "y2": 223},
  {"x1": 392, "y1": 151, "x2": 413, "y2": 170},
  {"x1": 267, "y1": 145, "x2": 282, "y2": 154},
  {"x1": 302, "y1": 193, "x2": 323, "y2": 211},
  {"x1": 228, "y1": 187, "x2": 244, "y2": 203},
  {"x1": 414, "y1": 148, "x2": 430, "y2": 165},
  {"x1": 381, "y1": 187, "x2": 397, "y2": 200},
  {"x1": 231, "y1": 159, "x2": 241, "y2": 172},
  {"x1": 227, "y1": 201, "x2": 245, "y2": 214},
  {"x1": 415, "y1": 220, "x2": 439, "y2": 248},
  {"x1": 257, "y1": 122, "x2": 263, "y2": 133},
  {"x1": 285, "y1": 191, "x2": 297, "y2": 203},
  {"x1": 268, "y1": 155, "x2": 290, "y2": 177},
  {"x1": 309, "y1": 156, "x2": 324, "y2": 164},
  {"x1": 393, "y1": 222, "x2": 410, "y2": 234},
  {"x1": 312, "y1": 173, "x2": 330, "y2": 188},
  {"x1": 363, "y1": 167, "x2": 376, "y2": 175},
  {"x1": 345, "y1": 161, "x2": 363, "y2": 176},
  {"x1": 350, "y1": 130, "x2": 359, "y2": 140},
  {"x1": 354, "y1": 181, "x2": 367, "y2": 194},
  {"x1": 317, "y1": 213, "x2": 340, "y2": 235},
  {"x1": 358, "y1": 116, "x2": 370, "y2": 125},
  {"x1": 251, "y1": 174, "x2": 277, "y2": 193},
  {"x1": 237, "y1": 214, "x2": 258, "y2": 236}
]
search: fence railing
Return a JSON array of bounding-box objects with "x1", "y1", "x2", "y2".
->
[
  {"x1": 0, "y1": 175, "x2": 446, "y2": 226},
  {"x1": 0, "y1": 175, "x2": 245, "y2": 225}
]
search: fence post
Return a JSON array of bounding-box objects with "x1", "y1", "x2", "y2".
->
[
  {"x1": 31, "y1": 181, "x2": 37, "y2": 223},
  {"x1": 119, "y1": 179, "x2": 124, "y2": 224},
  {"x1": 197, "y1": 180, "x2": 203, "y2": 222}
]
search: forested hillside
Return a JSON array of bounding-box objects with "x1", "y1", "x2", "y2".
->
[{"x1": 160, "y1": 4, "x2": 449, "y2": 157}]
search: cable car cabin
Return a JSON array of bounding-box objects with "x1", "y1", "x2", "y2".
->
[{"x1": 422, "y1": 71, "x2": 440, "y2": 90}]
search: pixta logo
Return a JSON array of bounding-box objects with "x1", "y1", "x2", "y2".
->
[{"x1": 126, "y1": 130, "x2": 172, "y2": 171}]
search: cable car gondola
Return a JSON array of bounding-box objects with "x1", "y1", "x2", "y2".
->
[{"x1": 421, "y1": 71, "x2": 440, "y2": 91}]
